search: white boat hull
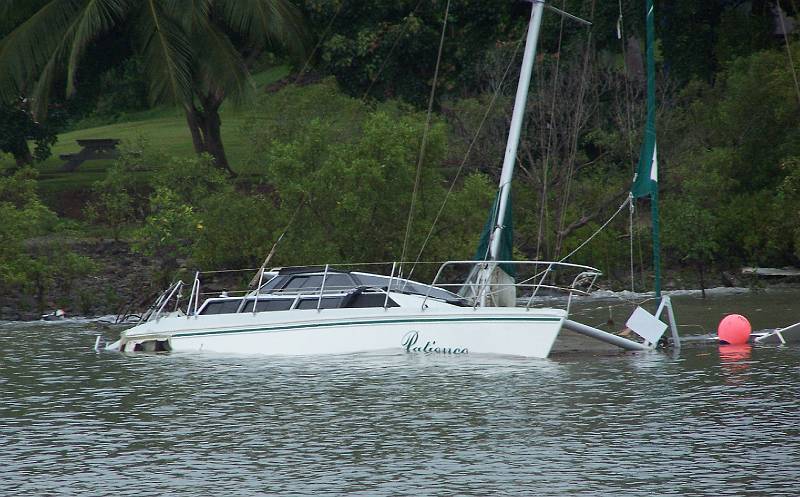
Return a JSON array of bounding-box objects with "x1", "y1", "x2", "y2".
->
[{"x1": 113, "y1": 307, "x2": 565, "y2": 358}]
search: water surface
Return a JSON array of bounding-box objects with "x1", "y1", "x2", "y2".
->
[{"x1": 2, "y1": 290, "x2": 799, "y2": 496}]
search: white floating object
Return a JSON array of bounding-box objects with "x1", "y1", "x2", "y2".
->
[{"x1": 626, "y1": 306, "x2": 668, "y2": 345}]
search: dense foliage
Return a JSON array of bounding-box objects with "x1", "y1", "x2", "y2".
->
[
  {"x1": 0, "y1": 169, "x2": 94, "y2": 311},
  {"x1": 2, "y1": 0, "x2": 800, "y2": 312}
]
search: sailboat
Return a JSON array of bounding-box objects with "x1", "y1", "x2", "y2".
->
[{"x1": 104, "y1": 1, "x2": 674, "y2": 357}]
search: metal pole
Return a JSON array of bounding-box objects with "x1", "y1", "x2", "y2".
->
[
  {"x1": 253, "y1": 268, "x2": 264, "y2": 314},
  {"x1": 645, "y1": 0, "x2": 661, "y2": 299},
  {"x1": 489, "y1": 0, "x2": 545, "y2": 260},
  {"x1": 384, "y1": 262, "x2": 397, "y2": 310},
  {"x1": 317, "y1": 264, "x2": 329, "y2": 312}
]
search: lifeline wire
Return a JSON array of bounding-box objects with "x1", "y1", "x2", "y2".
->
[{"x1": 399, "y1": 0, "x2": 452, "y2": 273}]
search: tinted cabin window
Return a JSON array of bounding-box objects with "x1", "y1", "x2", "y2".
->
[
  {"x1": 281, "y1": 274, "x2": 354, "y2": 292},
  {"x1": 200, "y1": 299, "x2": 243, "y2": 315},
  {"x1": 319, "y1": 273, "x2": 355, "y2": 291},
  {"x1": 241, "y1": 299, "x2": 294, "y2": 312},
  {"x1": 296, "y1": 297, "x2": 343, "y2": 310},
  {"x1": 258, "y1": 275, "x2": 286, "y2": 292},
  {"x1": 283, "y1": 275, "x2": 322, "y2": 291},
  {"x1": 347, "y1": 293, "x2": 398, "y2": 308}
]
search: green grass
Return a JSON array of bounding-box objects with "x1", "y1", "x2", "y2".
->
[{"x1": 1, "y1": 66, "x2": 290, "y2": 212}]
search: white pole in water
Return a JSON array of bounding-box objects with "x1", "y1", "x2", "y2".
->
[{"x1": 489, "y1": 0, "x2": 545, "y2": 260}]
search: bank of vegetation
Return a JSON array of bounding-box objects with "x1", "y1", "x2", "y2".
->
[{"x1": 0, "y1": 1, "x2": 799, "y2": 317}]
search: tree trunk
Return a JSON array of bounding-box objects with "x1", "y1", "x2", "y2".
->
[
  {"x1": 182, "y1": 100, "x2": 235, "y2": 177},
  {"x1": 184, "y1": 106, "x2": 205, "y2": 154},
  {"x1": 12, "y1": 138, "x2": 33, "y2": 168},
  {"x1": 200, "y1": 107, "x2": 234, "y2": 177}
]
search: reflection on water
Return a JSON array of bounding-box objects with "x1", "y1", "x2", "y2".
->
[
  {"x1": 718, "y1": 344, "x2": 753, "y2": 384},
  {"x1": 2, "y1": 320, "x2": 800, "y2": 496}
]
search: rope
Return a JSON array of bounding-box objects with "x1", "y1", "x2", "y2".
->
[
  {"x1": 536, "y1": 0, "x2": 569, "y2": 260},
  {"x1": 628, "y1": 192, "x2": 635, "y2": 292},
  {"x1": 404, "y1": 34, "x2": 527, "y2": 278},
  {"x1": 558, "y1": 195, "x2": 630, "y2": 263},
  {"x1": 398, "y1": 0, "x2": 452, "y2": 273}
]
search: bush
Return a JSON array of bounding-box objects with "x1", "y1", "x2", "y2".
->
[
  {"x1": 0, "y1": 168, "x2": 94, "y2": 310},
  {"x1": 245, "y1": 81, "x2": 495, "y2": 272}
]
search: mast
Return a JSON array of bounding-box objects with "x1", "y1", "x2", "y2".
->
[
  {"x1": 489, "y1": 0, "x2": 545, "y2": 261},
  {"x1": 647, "y1": 0, "x2": 661, "y2": 299},
  {"x1": 631, "y1": 0, "x2": 660, "y2": 298},
  {"x1": 646, "y1": 0, "x2": 661, "y2": 299}
]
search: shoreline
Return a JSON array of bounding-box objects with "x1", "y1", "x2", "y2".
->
[{"x1": 3, "y1": 238, "x2": 799, "y2": 322}]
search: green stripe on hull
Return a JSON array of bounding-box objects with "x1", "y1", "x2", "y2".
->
[{"x1": 172, "y1": 316, "x2": 562, "y2": 339}]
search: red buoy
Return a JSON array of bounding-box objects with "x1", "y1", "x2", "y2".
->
[{"x1": 718, "y1": 314, "x2": 752, "y2": 345}]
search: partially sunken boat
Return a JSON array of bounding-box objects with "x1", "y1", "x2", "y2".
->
[
  {"x1": 106, "y1": 1, "x2": 675, "y2": 358},
  {"x1": 107, "y1": 262, "x2": 602, "y2": 358}
]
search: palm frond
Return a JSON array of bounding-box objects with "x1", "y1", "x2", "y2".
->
[
  {"x1": 133, "y1": 0, "x2": 193, "y2": 105},
  {"x1": 0, "y1": 0, "x2": 81, "y2": 100},
  {"x1": 192, "y1": 20, "x2": 251, "y2": 106},
  {"x1": 66, "y1": 0, "x2": 129, "y2": 96},
  {"x1": 30, "y1": 42, "x2": 68, "y2": 117},
  {"x1": 214, "y1": 0, "x2": 309, "y2": 60},
  {"x1": 163, "y1": 0, "x2": 212, "y2": 32}
]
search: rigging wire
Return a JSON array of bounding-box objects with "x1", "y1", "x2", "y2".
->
[
  {"x1": 554, "y1": 0, "x2": 596, "y2": 260},
  {"x1": 535, "y1": 0, "x2": 569, "y2": 260},
  {"x1": 557, "y1": 195, "x2": 630, "y2": 263},
  {"x1": 617, "y1": 0, "x2": 643, "y2": 290},
  {"x1": 776, "y1": 0, "x2": 800, "y2": 107},
  {"x1": 253, "y1": 1, "x2": 347, "y2": 274},
  {"x1": 255, "y1": 1, "x2": 420, "y2": 269},
  {"x1": 405, "y1": 33, "x2": 528, "y2": 278},
  {"x1": 361, "y1": 0, "x2": 427, "y2": 102},
  {"x1": 618, "y1": 0, "x2": 637, "y2": 167},
  {"x1": 629, "y1": 192, "x2": 635, "y2": 292},
  {"x1": 294, "y1": 1, "x2": 347, "y2": 84},
  {"x1": 248, "y1": 195, "x2": 307, "y2": 287},
  {"x1": 398, "y1": 0, "x2": 452, "y2": 274}
]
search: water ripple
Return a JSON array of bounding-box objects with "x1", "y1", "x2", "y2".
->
[{"x1": 1, "y1": 323, "x2": 799, "y2": 496}]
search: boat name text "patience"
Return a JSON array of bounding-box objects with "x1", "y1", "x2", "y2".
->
[{"x1": 402, "y1": 331, "x2": 468, "y2": 354}]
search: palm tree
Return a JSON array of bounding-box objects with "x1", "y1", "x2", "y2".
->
[{"x1": 0, "y1": 0, "x2": 307, "y2": 175}]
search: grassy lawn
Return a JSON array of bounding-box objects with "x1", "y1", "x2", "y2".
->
[{"x1": 2, "y1": 66, "x2": 289, "y2": 213}]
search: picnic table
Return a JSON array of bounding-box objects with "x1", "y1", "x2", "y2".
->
[{"x1": 59, "y1": 139, "x2": 121, "y2": 171}]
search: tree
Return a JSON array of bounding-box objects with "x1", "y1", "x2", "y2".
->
[
  {"x1": 0, "y1": 98, "x2": 57, "y2": 169},
  {"x1": 0, "y1": 0, "x2": 307, "y2": 175},
  {"x1": 297, "y1": 0, "x2": 519, "y2": 105}
]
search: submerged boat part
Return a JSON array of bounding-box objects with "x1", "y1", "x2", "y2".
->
[{"x1": 754, "y1": 321, "x2": 800, "y2": 345}]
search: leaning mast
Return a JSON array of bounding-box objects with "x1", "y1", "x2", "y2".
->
[{"x1": 488, "y1": 1, "x2": 545, "y2": 261}]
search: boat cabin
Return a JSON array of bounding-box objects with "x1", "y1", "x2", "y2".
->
[{"x1": 195, "y1": 267, "x2": 467, "y2": 316}]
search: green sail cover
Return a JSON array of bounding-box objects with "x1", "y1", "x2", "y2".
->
[
  {"x1": 474, "y1": 192, "x2": 515, "y2": 277},
  {"x1": 631, "y1": 0, "x2": 658, "y2": 199}
]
